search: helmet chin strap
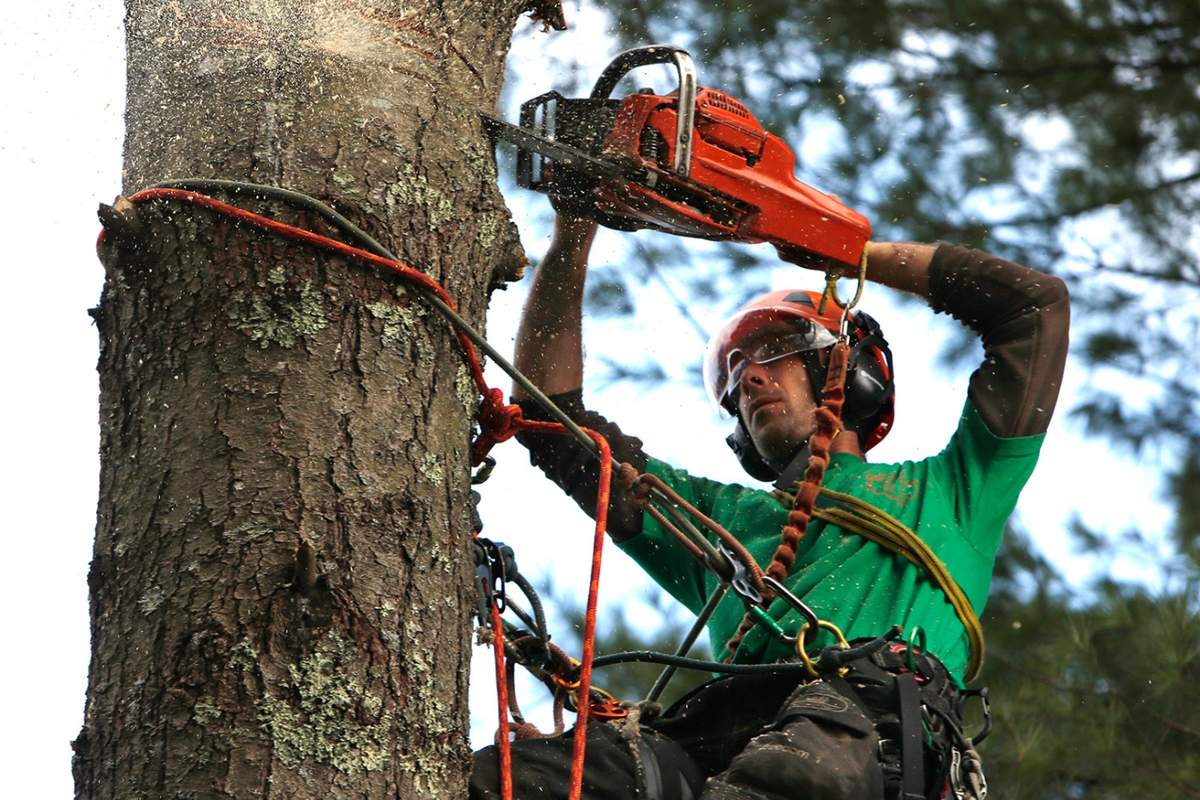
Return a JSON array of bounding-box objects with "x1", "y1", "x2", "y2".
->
[
  {"x1": 770, "y1": 443, "x2": 812, "y2": 492},
  {"x1": 727, "y1": 417, "x2": 825, "y2": 486}
]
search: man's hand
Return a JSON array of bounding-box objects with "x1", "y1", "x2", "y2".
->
[
  {"x1": 774, "y1": 240, "x2": 935, "y2": 299},
  {"x1": 772, "y1": 243, "x2": 838, "y2": 272}
]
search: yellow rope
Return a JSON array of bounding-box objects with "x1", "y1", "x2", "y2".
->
[{"x1": 772, "y1": 486, "x2": 985, "y2": 682}]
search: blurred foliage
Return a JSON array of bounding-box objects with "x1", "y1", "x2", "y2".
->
[{"x1": 980, "y1": 526, "x2": 1200, "y2": 797}]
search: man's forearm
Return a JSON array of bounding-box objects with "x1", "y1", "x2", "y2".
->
[
  {"x1": 862, "y1": 241, "x2": 935, "y2": 299},
  {"x1": 855, "y1": 240, "x2": 1068, "y2": 437},
  {"x1": 512, "y1": 215, "x2": 597, "y2": 399}
]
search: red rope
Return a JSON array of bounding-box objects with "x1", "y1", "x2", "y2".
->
[
  {"x1": 570, "y1": 428, "x2": 611, "y2": 800},
  {"x1": 723, "y1": 340, "x2": 850, "y2": 660},
  {"x1": 489, "y1": 600, "x2": 514, "y2": 800},
  {"x1": 121, "y1": 188, "x2": 492, "y2": 392},
  {"x1": 106, "y1": 189, "x2": 611, "y2": 800}
]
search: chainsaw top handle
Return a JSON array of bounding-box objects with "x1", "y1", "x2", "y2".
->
[{"x1": 590, "y1": 45, "x2": 697, "y2": 178}]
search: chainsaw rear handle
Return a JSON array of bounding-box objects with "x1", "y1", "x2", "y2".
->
[{"x1": 590, "y1": 45, "x2": 697, "y2": 177}]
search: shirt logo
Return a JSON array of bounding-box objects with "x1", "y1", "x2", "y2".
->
[{"x1": 864, "y1": 473, "x2": 918, "y2": 507}]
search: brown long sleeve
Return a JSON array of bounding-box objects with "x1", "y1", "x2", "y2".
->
[
  {"x1": 927, "y1": 244, "x2": 1070, "y2": 438},
  {"x1": 514, "y1": 390, "x2": 648, "y2": 541}
]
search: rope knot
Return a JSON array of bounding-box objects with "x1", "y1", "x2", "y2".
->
[
  {"x1": 615, "y1": 463, "x2": 652, "y2": 508},
  {"x1": 472, "y1": 388, "x2": 525, "y2": 465}
]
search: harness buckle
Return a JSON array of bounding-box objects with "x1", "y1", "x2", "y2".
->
[{"x1": 473, "y1": 537, "x2": 508, "y2": 620}]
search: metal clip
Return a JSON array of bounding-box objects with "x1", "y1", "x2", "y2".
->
[
  {"x1": 959, "y1": 686, "x2": 993, "y2": 745},
  {"x1": 949, "y1": 748, "x2": 967, "y2": 800},
  {"x1": 719, "y1": 541, "x2": 763, "y2": 607},
  {"x1": 471, "y1": 455, "x2": 497, "y2": 485},
  {"x1": 949, "y1": 745, "x2": 988, "y2": 800},
  {"x1": 761, "y1": 574, "x2": 820, "y2": 641},
  {"x1": 473, "y1": 537, "x2": 508, "y2": 620}
]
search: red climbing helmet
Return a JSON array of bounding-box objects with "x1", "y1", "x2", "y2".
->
[{"x1": 703, "y1": 289, "x2": 895, "y2": 454}]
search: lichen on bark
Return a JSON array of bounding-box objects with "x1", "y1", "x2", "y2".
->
[
  {"x1": 235, "y1": 269, "x2": 329, "y2": 349},
  {"x1": 256, "y1": 633, "x2": 392, "y2": 775}
]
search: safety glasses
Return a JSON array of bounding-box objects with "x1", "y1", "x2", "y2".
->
[{"x1": 719, "y1": 323, "x2": 836, "y2": 404}]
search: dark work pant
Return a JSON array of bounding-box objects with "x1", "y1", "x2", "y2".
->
[
  {"x1": 469, "y1": 720, "x2": 705, "y2": 800},
  {"x1": 470, "y1": 671, "x2": 885, "y2": 800}
]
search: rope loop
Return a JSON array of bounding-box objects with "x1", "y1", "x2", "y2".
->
[{"x1": 616, "y1": 463, "x2": 652, "y2": 508}]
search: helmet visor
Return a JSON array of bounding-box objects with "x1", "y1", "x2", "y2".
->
[{"x1": 712, "y1": 320, "x2": 837, "y2": 407}]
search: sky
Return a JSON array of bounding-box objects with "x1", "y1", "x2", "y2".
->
[{"x1": 0, "y1": 2, "x2": 1175, "y2": 796}]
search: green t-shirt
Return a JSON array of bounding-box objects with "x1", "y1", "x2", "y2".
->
[{"x1": 617, "y1": 400, "x2": 1044, "y2": 683}]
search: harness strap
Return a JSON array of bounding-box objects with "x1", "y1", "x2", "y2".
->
[{"x1": 895, "y1": 673, "x2": 926, "y2": 800}]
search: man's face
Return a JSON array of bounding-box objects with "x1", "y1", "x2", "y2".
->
[{"x1": 732, "y1": 346, "x2": 819, "y2": 466}]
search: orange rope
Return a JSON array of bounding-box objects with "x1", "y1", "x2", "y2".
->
[
  {"x1": 570, "y1": 428, "x2": 612, "y2": 800},
  {"x1": 489, "y1": 600, "x2": 513, "y2": 800}
]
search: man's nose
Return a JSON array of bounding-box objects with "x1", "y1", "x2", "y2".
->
[{"x1": 740, "y1": 360, "x2": 771, "y2": 389}]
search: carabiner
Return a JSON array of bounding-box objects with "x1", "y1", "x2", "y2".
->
[
  {"x1": 817, "y1": 247, "x2": 869, "y2": 339},
  {"x1": 794, "y1": 619, "x2": 852, "y2": 678},
  {"x1": 722, "y1": 541, "x2": 764, "y2": 607},
  {"x1": 761, "y1": 575, "x2": 821, "y2": 643},
  {"x1": 475, "y1": 538, "x2": 508, "y2": 614}
]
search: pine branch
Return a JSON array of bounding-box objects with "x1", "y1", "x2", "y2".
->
[{"x1": 1148, "y1": 709, "x2": 1200, "y2": 740}]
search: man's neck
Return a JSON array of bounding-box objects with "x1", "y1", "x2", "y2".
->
[
  {"x1": 771, "y1": 430, "x2": 865, "y2": 491},
  {"x1": 830, "y1": 430, "x2": 865, "y2": 459}
]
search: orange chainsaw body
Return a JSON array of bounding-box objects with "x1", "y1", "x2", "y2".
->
[
  {"x1": 484, "y1": 46, "x2": 871, "y2": 268},
  {"x1": 592, "y1": 87, "x2": 870, "y2": 267}
]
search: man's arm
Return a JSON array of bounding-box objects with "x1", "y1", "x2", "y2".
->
[
  {"x1": 510, "y1": 214, "x2": 650, "y2": 541},
  {"x1": 861, "y1": 241, "x2": 934, "y2": 299},
  {"x1": 786, "y1": 239, "x2": 1069, "y2": 436},
  {"x1": 512, "y1": 214, "x2": 596, "y2": 399},
  {"x1": 861, "y1": 241, "x2": 1070, "y2": 438}
]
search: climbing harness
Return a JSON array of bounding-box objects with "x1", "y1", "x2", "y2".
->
[{"x1": 98, "y1": 178, "x2": 986, "y2": 800}]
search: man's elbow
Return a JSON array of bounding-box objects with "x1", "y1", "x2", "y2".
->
[{"x1": 1032, "y1": 273, "x2": 1070, "y2": 341}]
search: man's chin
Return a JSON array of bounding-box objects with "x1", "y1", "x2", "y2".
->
[{"x1": 750, "y1": 429, "x2": 812, "y2": 467}]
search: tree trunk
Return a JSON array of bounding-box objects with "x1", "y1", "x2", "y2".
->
[{"x1": 75, "y1": 2, "x2": 541, "y2": 797}]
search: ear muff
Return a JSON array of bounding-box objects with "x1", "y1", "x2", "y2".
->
[
  {"x1": 841, "y1": 311, "x2": 894, "y2": 427},
  {"x1": 799, "y1": 312, "x2": 892, "y2": 428}
]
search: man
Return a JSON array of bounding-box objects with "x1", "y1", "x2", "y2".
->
[{"x1": 471, "y1": 212, "x2": 1069, "y2": 799}]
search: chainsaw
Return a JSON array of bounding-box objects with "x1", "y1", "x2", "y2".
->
[{"x1": 482, "y1": 45, "x2": 870, "y2": 268}]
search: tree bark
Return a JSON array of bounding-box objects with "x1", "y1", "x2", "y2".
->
[{"x1": 76, "y1": 2, "x2": 543, "y2": 797}]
